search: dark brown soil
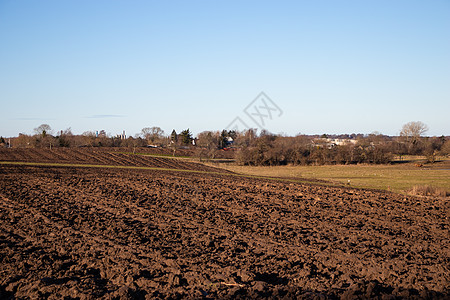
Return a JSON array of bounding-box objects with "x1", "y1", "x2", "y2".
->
[
  {"x1": 0, "y1": 148, "x2": 228, "y2": 173},
  {"x1": 0, "y1": 151, "x2": 448, "y2": 299}
]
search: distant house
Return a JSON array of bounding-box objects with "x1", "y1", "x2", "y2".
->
[
  {"x1": 326, "y1": 138, "x2": 358, "y2": 146},
  {"x1": 311, "y1": 138, "x2": 358, "y2": 149}
]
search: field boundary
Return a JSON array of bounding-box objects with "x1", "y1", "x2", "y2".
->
[
  {"x1": 4, "y1": 161, "x2": 447, "y2": 198},
  {"x1": 114, "y1": 151, "x2": 192, "y2": 159},
  {"x1": 0, "y1": 161, "x2": 336, "y2": 188}
]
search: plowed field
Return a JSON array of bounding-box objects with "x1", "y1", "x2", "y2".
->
[
  {"x1": 0, "y1": 148, "x2": 226, "y2": 173},
  {"x1": 0, "y1": 151, "x2": 449, "y2": 299}
]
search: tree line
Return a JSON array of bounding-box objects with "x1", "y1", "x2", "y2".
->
[
  {"x1": 2, "y1": 121, "x2": 449, "y2": 165},
  {"x1": 236, "y1": 122, "x2": 448, "y2": 165}
]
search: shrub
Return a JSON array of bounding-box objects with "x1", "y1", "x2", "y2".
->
[{"x1": 408, "y1": 185, "x2": 449, "y2": 197}]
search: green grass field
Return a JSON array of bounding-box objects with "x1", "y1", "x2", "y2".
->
[{"x1": 212, "y1": 160, "x2": 450, "y2": 195}]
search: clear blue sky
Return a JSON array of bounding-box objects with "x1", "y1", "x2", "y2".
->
[{"x1": 1, "y1": 0, "x2": 449, "y2": 137}]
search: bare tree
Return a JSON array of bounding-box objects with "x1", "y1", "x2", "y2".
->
[
  {"x1": 13, "y1": 133, "x2": 35, "y2": 148},
  {"x1": 62, "y1": 127, "x2": 73, "y2": 136},
  {"x1": 400, "y1": 121, "x2": 429, "y2": 154},
  {"x1": 141, "y1": 127, "x2": 165, "y2": 144},
  {"x1": 197, "y1": 131, "x2": 219, "y2": 148},
  {"x1": 82, "y1": 131, "x2": 96, "y2": 147},
  {"x1": 57, "y1": 127, "x2": 74, "y2": 147},
  {"x1": 236, "y1": 129, "x2": 258, "y2": 147},
  {"x1": 196, "y1": 131, "x2": 220, "y2": 159},
  {"x1": 34, "y1": 124, "x2": 53, "y2": 137},
  {"x1": 441, "y1": 139, "x2": 450, "y2": 156},
  {"x1": 400, "y1": 121, "x2": 428, "y2": 141}
]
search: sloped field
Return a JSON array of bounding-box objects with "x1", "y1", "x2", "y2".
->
[
  {"x1": 0, "y1": 164, "x2": 448, "y2": 299},
  {"x1": 0, "y1": 148, "x2": 226, "y2": 173}
]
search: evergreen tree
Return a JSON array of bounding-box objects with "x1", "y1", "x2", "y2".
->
[
  {"x1": 219, "y1": 130, "x2": 228, "y2": 149},
  {"x1": 180, "y1": 129, "x2": 193, "y2": 145},
  {"x1": 171, "y1": 130, "x2": 178, "y2": 143}
]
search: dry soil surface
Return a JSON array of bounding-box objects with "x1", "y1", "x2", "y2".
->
[{"x1": 0, "y1": 163, "x2": 448, "y2": 299}]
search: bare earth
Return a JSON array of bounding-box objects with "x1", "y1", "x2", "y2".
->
[{"x1": 0, "y1": 149, "x2": 448, "y2": 299}]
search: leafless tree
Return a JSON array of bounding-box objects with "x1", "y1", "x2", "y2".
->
[
  {"x1": 441, "y1": 139, "x2": 450, "y2": 156},
  {"x1": 34, "y1": 124, "x2": 53, "y2": 137},
  {"x1": 82, "y1": 131, "x2": 96, "y2": 147},
  {"x1": 400, "y1": 121, "x2": 428, "y2": 141},
  {"x1": 141, "y1": 127, "x2": 165, "y2": 144},
  {"x1": 400, "y1": 121, "x2": 429, "y2": 154},
  {"x1": 196, "y1": 131, "x2": 220, "y2": 159},
  {"x1": 62, "y1": 128, "x2": 73, "y2": 136},
  {"x1": 12, "y1": 134, "x2": 34, "y2": 148},
  {"x1": 196, "y1": 131, "x2": 219, "y2": 148}
]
